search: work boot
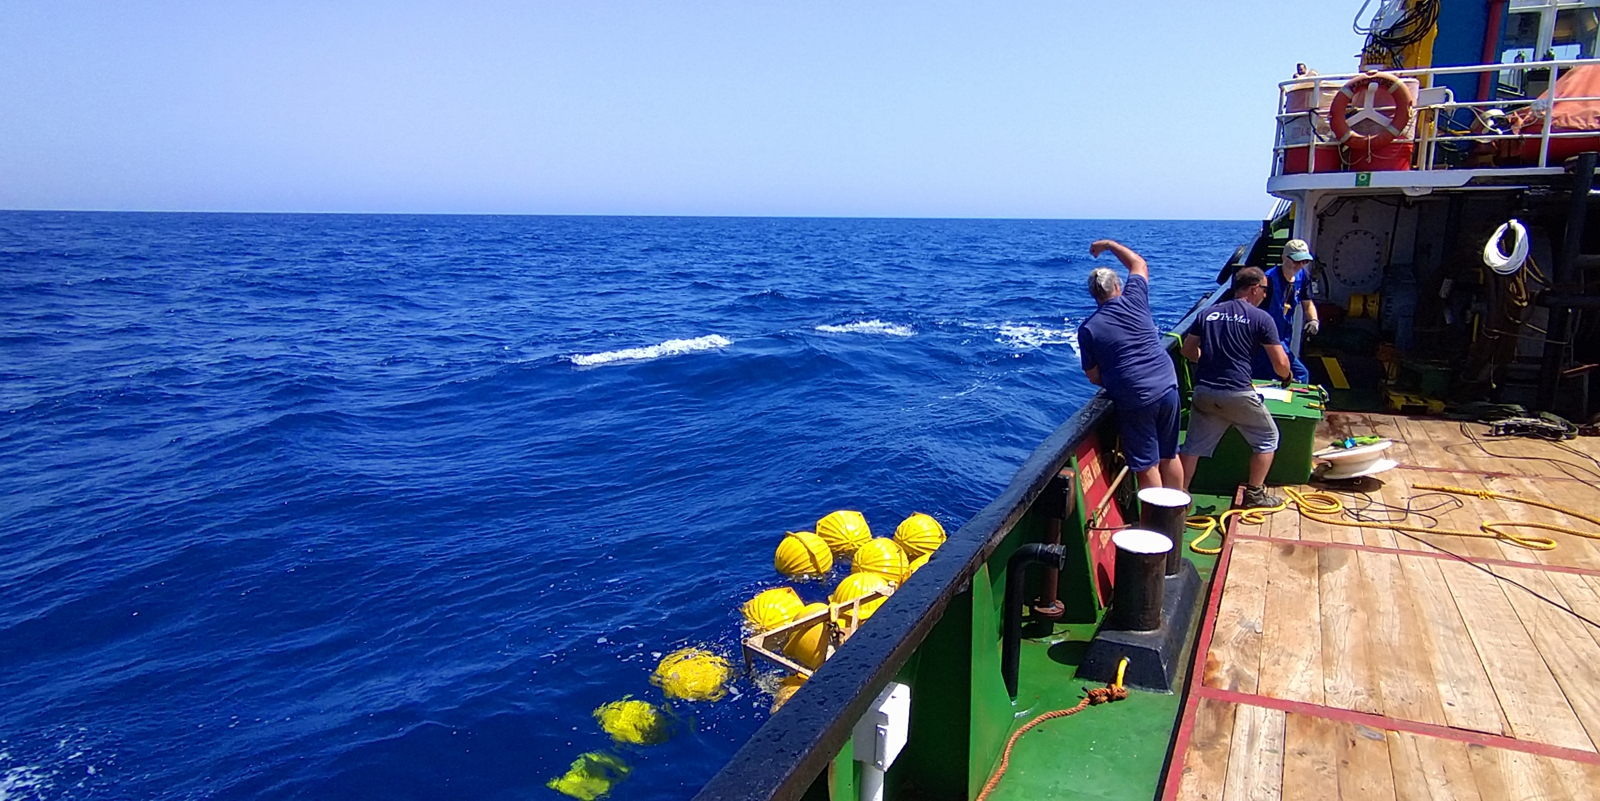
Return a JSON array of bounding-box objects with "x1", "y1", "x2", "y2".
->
[{"x1": 1238, "y1": 484, "x2": 1281, "y2": 509}]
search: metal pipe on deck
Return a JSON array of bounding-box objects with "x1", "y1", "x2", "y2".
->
[
  {"x1": 1001, "y1": 543, "x2": 1068, "y2": 699},
  {"x1": 1030, "y1": 471, "x2": 1075, "y2": 622}
]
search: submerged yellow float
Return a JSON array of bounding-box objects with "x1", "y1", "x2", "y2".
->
[
  {"x1": 593, "y1": 698, "x2": 672, "y2": 746},
  {"x1": 651, "y1": 647, "x2": 733, "y2": 702},
  {"x1": 782, "y1": 602, "x2": 831, "y2": 669},
  {"x1": 831, "y1": 572, "x2": 891, "y2": 621},
  {"x1": 547, "y1": 751, "x2": 631, "y2": 801}
]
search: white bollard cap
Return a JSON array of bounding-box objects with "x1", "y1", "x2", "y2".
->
[
  {"x1": 1113, "y1": 528, "x2": 1174, "y2": 555},
  {"x1": 1136, "y1": 487, "x2": 1192, "y2": 509}
]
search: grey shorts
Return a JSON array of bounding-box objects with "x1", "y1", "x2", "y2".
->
[{"x1": 1181, "y1": 385, "x2": 1280, "y2": 457}]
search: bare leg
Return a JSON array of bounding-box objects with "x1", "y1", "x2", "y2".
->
[
  {"x1": 1247, "y1": 451, "x2": 1275, "y2": 487},
  {"x1": 1158, "y1": 457, "x2": 1183, "y2": 491},
  {"x1": 1136, "y1": 465, "x2": 1162, "y2": 491},
  {"x1": 1179, "y1": 453, "x2": 1201, "y2": 490}
]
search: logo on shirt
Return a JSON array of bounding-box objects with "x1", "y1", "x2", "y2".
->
[{"x1": 1205, "y1": 310, "x2": 1252, "y2": 324}]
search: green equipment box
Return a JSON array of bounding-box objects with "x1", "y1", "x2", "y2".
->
[{"x1": 1185, "y1": 381, "x2": 1324, "y2": 495}]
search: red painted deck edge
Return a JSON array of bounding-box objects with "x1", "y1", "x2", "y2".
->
[
  {"x1": 1230, "y1": 532, "x2": 1600, "y2": 578},
  {"x1": 1157, "y1": 502, "x2": 1240, "y2": 801},
  {"x1": 1195, "y1": 686, "x2": 1600, "y2": 766}
]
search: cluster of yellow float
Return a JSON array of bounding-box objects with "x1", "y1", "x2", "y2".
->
[
  {"x1": 547, "y1": 645, "x2": 735, "y2": 800},
  {"x1": 547, "y1": 509, "x2": 946, "y2": 800},
  {"x1": 746, "y1": 510, "x2": 946, "y2": 709}
]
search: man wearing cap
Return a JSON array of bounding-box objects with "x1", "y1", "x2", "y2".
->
[
  {"x1": 1252, "y1": 239, "x2": 1319, "y2": 383},
  {"x1": 1180, "y1": 267, "x2": 1293, "y2": 509},
  {"x1": 1078, "y1": 239, "x2": 1182, "y2": 490}
]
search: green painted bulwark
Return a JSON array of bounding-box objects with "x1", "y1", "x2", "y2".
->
[
  {"x1": 967, "y1": 562, "x2": 1013, "y2": 801},
  {"x1": 890, "y1": 591, "x2": 972, "y2": 800}
]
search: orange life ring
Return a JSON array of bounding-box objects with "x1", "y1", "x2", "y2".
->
[{"x1": 1329, "y1": 71, "x2": 1414, "y2": 148}]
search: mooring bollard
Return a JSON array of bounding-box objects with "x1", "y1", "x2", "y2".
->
[
  {"x1": 1137, "y1": 487, "x2": 1192, "y2": 577},
  {"x1": 1110, "y1": 529, "x2": 1172, "y2": 631}
]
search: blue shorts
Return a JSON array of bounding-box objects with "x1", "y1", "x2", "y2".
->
[{"x1": 1118, "y1": 386, "x2": 1180, "y2": 471}]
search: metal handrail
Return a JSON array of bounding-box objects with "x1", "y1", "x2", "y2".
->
[
  {"x1": 1272, "y1": 58, "x2": 1600, "y2": 175},
  {"x1": 690, "y1": 279, "x2": 1233, "y2": 801}
]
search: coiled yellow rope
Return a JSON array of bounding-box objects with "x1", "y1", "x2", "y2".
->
[{"x1": 1186, "y1": 484, "x2": 1600, "y2": 554}]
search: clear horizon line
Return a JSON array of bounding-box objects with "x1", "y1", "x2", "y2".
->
[{"x1": 0, "y1": 207, "x2": 1263, "y2": 223}]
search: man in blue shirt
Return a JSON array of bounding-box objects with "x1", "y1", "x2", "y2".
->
[
  {"x1": 1251, "y1": 239, "x2": 1319, "y2": 383},
  {"x1": 1180, "y1": 267, "x2": 1292, "y2": 508},
  {"x1": 1078, "y1": 240, "x2": 1181, "y2": 490}
]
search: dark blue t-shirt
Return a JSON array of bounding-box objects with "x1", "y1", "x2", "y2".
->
[
  {"x1": 1188, "y1": 298, "x2": 1281, "y2": 390},
  {"x1": 1077, "y1": 274, "x2": 1178, "y2": 409}
]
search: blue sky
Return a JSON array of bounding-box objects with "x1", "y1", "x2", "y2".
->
[{"x1": 0, "y1": 1, "x2": 1366, "y2": 219}]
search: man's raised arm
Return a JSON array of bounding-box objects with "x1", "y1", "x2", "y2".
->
[{"x1": 1088, "y1": 239, "x2": 1148, "y2": 280}]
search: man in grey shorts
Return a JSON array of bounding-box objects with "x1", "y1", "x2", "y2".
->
[{"x1": 1178, "y1": 267, "x2": 1292, "y2": 508}]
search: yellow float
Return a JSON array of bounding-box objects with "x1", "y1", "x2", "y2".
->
[
  {"x1": 831, "y1": 572, "x2": 891, "y2": 622},
  {"x1": 774, "y1": 531, "x2": 833, "y2": 578},
  {"x1": 593, "y1": 698, "x2": 672, "y2": 746},
  {"x1": 651, "y1": 647, "x2": 732, "y2": 702},
  {"x1": 894, "y1": 512, "x2": 946, "y2": 559},
  {"x1": 782, "y1": 602, "x2": 831, "y2": 669},
  {"x1": 547, "y1": 751, "x2": 630, "y2": 801},
  {"x1": 741, "y1": 586, "x2": 804, "y2": 630},
  {"x1": 771, "y1": 673, "x2": 807, "y2": 711},
  {"x1": 907, "y1": 553, "x2": 930, "y2": 576},
  {"x1": 851, "y1": 538, "x2": 910, "y2": 584},
  {"x1": 816, "y1": 510, "x2": 871, "y2": 555}
]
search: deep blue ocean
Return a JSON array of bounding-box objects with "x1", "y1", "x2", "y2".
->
[{"x1": 0, "y1": 212, "x2": 1252, "y2": 800}]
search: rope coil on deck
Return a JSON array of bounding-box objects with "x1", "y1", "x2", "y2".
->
[
  {"x1": 974, "y1": 659, "x2": 1129, "y2": 801},
  {"x1": 1186, "y1": 483, "x2": 1600, "y2": 554}
]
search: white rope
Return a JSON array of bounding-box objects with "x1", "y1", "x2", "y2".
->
[{"x1": 1483, "y1": 219, "x2": 1529, "y2": 276}]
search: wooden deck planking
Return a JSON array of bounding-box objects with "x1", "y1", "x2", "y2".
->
[
  {"x1": 1383, "y1": 470, "x2": 1506, "y2": 563},
  {"x1": 1221, "y1": 703, "x2": 1285, "y2": 801},
  {"x1": 1465, "y1": 744, "x2": 1571, "y2": 801},
  {"x1": 1334, "y1": 721, "x2": 1398, "y2": 800},
  {"x1": 1174, "y1": 697, "x2": 1237, "y2": 801},
  {"x1": 1203, "y1": 539, "x2": 1269, "y2": 694},
  {"x1": 1280, "y1": 713, "x2": 1339, "y2": 801},
  {"x1": 1171, "y1": 697, "x2": 1600, "y2": 801},
  {"x1": 1394, "y1": 554, "x2": 1507, "y2": 736},
  {"x1": 1435, "y1": 559, "x2": 1597, "y2": 752},
  {"x1": 1499, "y1": 566, "x2": 1600, "y2": 750},
  {"x1": 1493, "y1": 474, "x2": 1600, "y2": 570},
  {"x1": 1386, "y1": 731, "x2": 1482, "y2": 801},
  {"x1": 1257, "y1": 544, "x2": 1322, "y2": 705},
  {"x1": 1174, "y1": 413, "x2": 1600, "y2": 800},
  {"x1": 1357, "y1": 550, "x2": 1450, "y2": 727},
  {"x1": 1317, "y1": 546, "x2": 1382, "y2": 716},
  {"x1": 1547, "y1": 571, "x2": 1600, "y2": 652}
]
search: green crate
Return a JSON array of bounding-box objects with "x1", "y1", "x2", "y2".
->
[{"x1": 1184, "y1": 382, "x2": 1325, "y2": 494}]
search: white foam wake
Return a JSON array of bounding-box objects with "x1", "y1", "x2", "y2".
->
[
  {"x1": 569, "y1": 335, "x2": 732, "y2": 366},
  {"x1": 814, "y1": 320, "x2": 915, "y2": 337},
  {"x1": 997, "y1": 324, "x2": 1079, "y2": 355}
]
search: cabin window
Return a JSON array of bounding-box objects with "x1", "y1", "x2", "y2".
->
[
  {"x1": 1553, "y1": 7, "x2": 1600, "y2": 59},
  {"x1": 1499, "y1": 1, "x2": 1600, "y2": 98}
]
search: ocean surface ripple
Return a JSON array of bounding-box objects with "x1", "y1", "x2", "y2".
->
[{"x1": 0, "y1": 213, "x2": 1252, "y2": 800}]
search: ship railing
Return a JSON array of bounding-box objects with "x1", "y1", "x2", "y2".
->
[
  {"x1": 690, "y1": 279, "x2": 1233, "y2": 801},
  {"x1": 1271, "y1": 58, "x2": 1600, "y2": 177}
]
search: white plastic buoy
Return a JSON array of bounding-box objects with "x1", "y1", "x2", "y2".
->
[{"x1": 1313, "y1": 439, "x2": 1397, "y2": 479}]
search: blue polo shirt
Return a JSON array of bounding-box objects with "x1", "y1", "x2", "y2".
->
[
  {"x1": 1077, "y1": 274, "x2": 1178, "y2": 409},
  {"x1": 1262, "y1": 266, "x2": 1310, "y2": 342},
  {"x1": 1188, "y1": 298, "x2": 1281, "y2": 391}
]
